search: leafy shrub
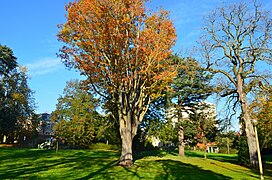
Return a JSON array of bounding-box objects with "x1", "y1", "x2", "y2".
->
[{"x1": 237, "y1": 133, "x2": 250, "y2": 166}]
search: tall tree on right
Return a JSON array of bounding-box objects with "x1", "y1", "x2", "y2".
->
[{"x1": 200, "y1": 1, "x2": 272, "y2": 167}]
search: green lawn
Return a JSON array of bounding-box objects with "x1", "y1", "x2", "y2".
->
[{"x1": 0, "y1": 148, "x2": 271, "y2": 179}]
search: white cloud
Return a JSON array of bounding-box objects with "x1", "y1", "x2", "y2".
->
[{"x1": 25, "y1": 57, "x2": 62, "y2": 77}]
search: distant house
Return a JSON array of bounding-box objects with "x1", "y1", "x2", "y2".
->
[
  {"x1": 196, "y1": 142, "x2": 219, "y2": 153},
  {"x1": 37, "y1": 113, "x2": 55, "y2": 136}
]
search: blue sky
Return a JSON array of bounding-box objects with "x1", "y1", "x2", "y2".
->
[{"x1": 0, "y1": 0, "x2": 271, "y2": 120}]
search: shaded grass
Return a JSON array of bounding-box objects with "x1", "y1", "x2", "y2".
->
[{"x1": 0, "y1": 147, "x2": 271, "y2": 179}]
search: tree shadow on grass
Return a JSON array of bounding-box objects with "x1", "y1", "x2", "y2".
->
[
  {"x1": 76, "y1": 158, "x2": 232, "y2": 179},
  {"x1": 76, "y1": 160, "x2": 117, "y2": 180},
  {"x1": 0, "y1": 149, "x2": 120, "y2": 179},
  {"x1": 133, "y1": 150, "x2": 168, "y2": 162},
  {"x1": 1, "y1": 148, "x2": 265, "y2": 179},
  {"x1": 0, "y1": 147, "x2": 55, "y2": 161},
  {"x1": 153, "y1": 159, "x2": 232, "y2": 180}
]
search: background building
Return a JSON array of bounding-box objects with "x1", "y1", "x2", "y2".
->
[{"x1": 37, "y1": 113, "x2": 55, "y2": 136}]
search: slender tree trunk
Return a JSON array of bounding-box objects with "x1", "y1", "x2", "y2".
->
[
  {"x1": 178, "y1": 125, "x2": 185, "y2": 156},
  {"x1": 177, "y1": 96, "x2": 185, "y2": 156},
  {"x1": 204, "y1": 143, "x2": 207, "y2": 159},
  {"x1": 203, "y1": 136, "x2": 207, "y2": 159},
  {"x1": 3, "y1": 135, "x2": 7, "y2": 143},
  {"x1": 226, "y1": 137, "x2": 230, "y2": 154}
]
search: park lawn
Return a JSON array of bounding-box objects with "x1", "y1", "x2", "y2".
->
[{"x1": 0, "y1": 148, "x2": 271, "y2": 179}]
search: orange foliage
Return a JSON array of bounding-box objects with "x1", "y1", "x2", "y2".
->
[{"x1": 57, "y1": 0, "x2": 176, "y2": 101}]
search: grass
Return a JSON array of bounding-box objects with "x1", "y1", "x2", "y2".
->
[{"x1": 0, "y1": 148, "x2": 271, "y2": 179}]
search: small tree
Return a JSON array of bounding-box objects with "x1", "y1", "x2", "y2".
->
[
  {"x1": 57, "y1": 0, "x2": 176, "y2": 166},
  {"x1": 190, "y1": 104, "x2": 218, "y2": 159},
  {"x1": 52, "y1": 80, "x2": 98, "y2": 147}
]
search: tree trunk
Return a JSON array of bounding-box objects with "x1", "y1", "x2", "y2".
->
[
  {"x1": 177, "y1": 95, "x2": 185, "y2": 156},
  {"x1": 178, "y1": 125, "x2": 185, "y2": 156},
  {"x1": 237, "y1": 76, "x2": 258, "y2": 167},
  {"x1": 204, "y1": 143, "x2": 207, "y2": 159},
  {"x1": 116, "y1": 88, "x2": 149, "y2": 167},
  {"x1": 203, "y1": 136, "x2": 207, "y2": 159},
  {"x1": 244, "y1": 114, "x2": 258, "y2": 167},
  {"x1": 226, "y1": 137, "x2": 230, "y2": 154},
  {"x1": 118, "y1": 115, "x2": 133, "y2": 167},
  {"x1": 3, "y1": 135, "x2": 7, "y2": 143},
  {"x1": 119, "y1": 128, "x2": 133, "y2": 166},
  {"x1": 239, "y1": 91, "x2": 258, "y2": 167}
]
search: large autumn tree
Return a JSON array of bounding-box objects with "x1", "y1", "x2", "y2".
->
[
  {"x1": 200, "y1": 1, "x2": 272, "y2": 167},
  {"x1": 57, "y1": 0, "x2": 176, "y2": 166}
]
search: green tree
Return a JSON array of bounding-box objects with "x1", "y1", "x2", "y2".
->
[
  {"x1": 140, "y1": 56, "x2": 213, "y2": 153},
  {"x1": 93, "y1": 114, "x2": 120, "y2": 146},
  {"x1": 0, "y1": 45, "x2": 17, "y2": 77},
  {"x1": 168, "y1": 56, "x2": 213, "y2": 156},
  {"x1": 189, "y1": 104, "x2": 218, "y2": 159},
  {"x1": 0, "y1": 45, "x2": 36, "y2": 143},
  {"x1": 216, "y1": 131, "x2": 237, "y2": 154},
  {"x1": 199, "y1": 1, "x2": 272, "y2": 167},
  {"x1": 141, "y1": 97, "x2": 166, "y2": 138},
  {"x1": 52, "y1": 79, "x2": 99, "y2": 147},
  {"x1": 12, "y1": 67, "x2": 37, "y2": 143}
]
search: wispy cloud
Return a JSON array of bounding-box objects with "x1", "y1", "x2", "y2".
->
[{"x1": 25, "y1": 57, "x2": 62, "y2": 77}]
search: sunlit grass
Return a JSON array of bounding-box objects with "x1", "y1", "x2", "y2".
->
[{"x1": 0, "y1": 148, "x2": 271, "y2": 179}]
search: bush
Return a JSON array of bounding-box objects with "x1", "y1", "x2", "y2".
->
[
  {"x1": 237, "y1": 133, "x2": 250, "y2": 166},
  {"x1": 88, "y1": 143, "x2": 118, "y2": 151}
]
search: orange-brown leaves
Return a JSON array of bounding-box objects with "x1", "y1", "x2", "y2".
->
[{"x1": 58, "y1": 0, "x2": 177, "y2": 100}]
